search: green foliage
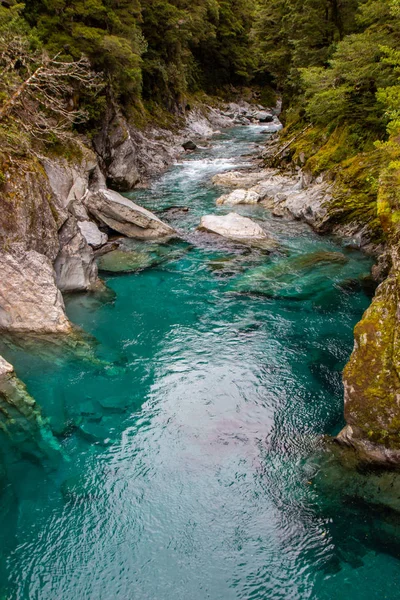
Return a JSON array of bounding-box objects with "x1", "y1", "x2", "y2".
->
[
  {"x1": 15, "y1": 0, "x2": 256, "y2": 107},
  {"x1": 252, "y1": 0, "x2": 359, "y2": 97}
]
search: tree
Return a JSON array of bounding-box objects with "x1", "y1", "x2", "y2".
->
[{"x1": 0, "y1": 32, "x2": 102, "y2": 148}]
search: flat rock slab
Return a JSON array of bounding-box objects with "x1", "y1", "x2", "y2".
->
[
  {"x1": 212, "y1": 171, "x2": 269, "y2": 189},
  {"x1": 216, "y1": 189, "x2": 260, "y2": 206},
  {"x1": 199, "y1": 213, "x2": 275, "y2": 250},
  {"x1": 86, "y1": 189, "x2": 176, "y2": 240}
]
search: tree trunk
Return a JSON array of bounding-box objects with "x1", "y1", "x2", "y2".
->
[{"x1": 0, "y1": 66, "x2": 43, "y2": 122}]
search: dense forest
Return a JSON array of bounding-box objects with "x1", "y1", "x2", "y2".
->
[
  {"x1": 1, "y1": 0, "x2": 400, "y2": 232},
  {"x1": 1, "y1": 0, "x2": 400, "y2": 137}
]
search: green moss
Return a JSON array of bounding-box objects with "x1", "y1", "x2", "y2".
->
[{"x1": 343, "y1": 274, "x2": 400, "y2": 448}]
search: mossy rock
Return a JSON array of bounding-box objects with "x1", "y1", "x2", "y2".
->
[
  {"x1": 97, "y1": 249, "x2": 154, "y2": 273},
  {"x1": 342, "y1": 273, "x2": 400, "y2": 450}
]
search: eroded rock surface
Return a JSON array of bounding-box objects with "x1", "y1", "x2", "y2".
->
[
  {"x1": 0, "y1": 251, "x2": 71, "y2": 334},
  {"x1": 55, "y1": 217, "x2": 100, "y2": 292},
  {"x1": 93, "y1": 109, "x2": 140, "y2": 192},
  {"x1": 212, "y1": 170, "x2": 269, "y2": 189},
  {"x1": 78, "y1": 220, "x2": 108, "y2": 249},
  {"x1": 334, "y1": 157, "x2": 400, "y2": 465}
]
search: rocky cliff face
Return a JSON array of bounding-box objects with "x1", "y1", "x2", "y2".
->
[
  {"x1": 336, "y1": 162, "x2": 400, "y2": 465},
  {"x1": 0, "y1": 102, "x2": 241, "y2": 338},
  {"x1": 262, "y1": 126, "x2": 400, "y2": 466},
  {"x1": 0, "y1": 152, "x2": 101, "y2": 334}
]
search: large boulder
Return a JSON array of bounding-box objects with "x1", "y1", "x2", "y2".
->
[
  {"x1": 54, "y1": 217, "x2": 101, "y2": 292},
  {"x1": 335, "y1": 161, "x2": 400, "y2": 466},
  {"x1": 85, "y1": 189, "x2": 176, "y2": 240},
  {"x1": 0, "y1": 251, "x2": 71, "y2": 334},
  {"x1": 216, "y1": 189, "x2": 260, "y2": 206},
  {"x1": 256, "y1": 111, "x2": 274, "y2": 123},
  {"x1": 199, "y1": 213, "x2": 274, "y2": 248},
  {"x1": 336, "y1": 274, "x2": 400, "y2": 465},
  {"x1": 182, "y1": 140, "x2": 197, "y2": 151}
]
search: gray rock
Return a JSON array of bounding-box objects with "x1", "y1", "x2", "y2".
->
[
  {"x1": 78, "y1": 220, "x2": 108, "y2": 249},
  {"x1": 43, "y1": 154, "x2": 97, "y2": 209},
  {"x1": 0, "y1": 251, "x2": 71, "y2": 333},
  {"x1": 93, "y1": 113, "x2": 140, "y2": 192},
  {"x1": 216, "y1": 189, "x2": 260, "y2": 206},
  {"x1": 85, "y1": 189, "x2": 176, "y2": 240},
  {"x1": 0, "y1": 356, "x2": 13, "y2": 376},
  {"x1": 54, "y1": 217, "x2": 100, "y2": 292},
  {"x1": 184, "y1": 109, "x2": 215, "y2": 138},
  {"x1": 212, "y1": 170, "x2": 270, "y2": 189},
  {"x1": 256, "y1": 112, "x2": 274, "y2": 123},
  {"x1": 199, "y1": 213, "x2": 269, "y2": 243},
  {"x1": 182, "y1": 140, "x2": 197, "y2": 151}
]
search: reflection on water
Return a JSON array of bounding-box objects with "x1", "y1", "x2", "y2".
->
[{"x1": 0, "y1": 126, "x2": 396, "y2": 600}]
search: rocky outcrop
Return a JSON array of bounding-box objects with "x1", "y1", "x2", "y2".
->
[
  {"x1": 93, "y1": 109, "x2": 140, "y2": 192},
  {"x1": 86, "y1": 189, "x2": 175, "y2": 239},
  {"x1": 335, "y1": 161, "x2": 400, "y2": 465},
  {"x1": 0, "y1": 152, "x2": 105, "y2": 334},
  {"x1": 0, "y1": 251, "x2": 71, "y2": 334},
  {"x1": 199, "y1": 213, "x2": 276, "y2": 249},
  {"x1": 94, "y1": 104, "x2": 184, "y2": 186}
]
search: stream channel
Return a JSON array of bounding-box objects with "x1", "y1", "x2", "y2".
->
[{"x1": 1, "y1": 125, "x2": 399, "y2": 599}]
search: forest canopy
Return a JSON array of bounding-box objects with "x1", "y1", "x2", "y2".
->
[{"x1": 1, "y1": 0, "x2": 400, "y2": 143}]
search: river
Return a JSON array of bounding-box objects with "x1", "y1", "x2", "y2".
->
[{"x1": 1, "y1": 125, "x2": 399, "y2": 599}]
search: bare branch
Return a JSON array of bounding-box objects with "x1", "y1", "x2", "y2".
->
[{"x1": 0, "y1": 34, "x2": 104, "y2": 148}]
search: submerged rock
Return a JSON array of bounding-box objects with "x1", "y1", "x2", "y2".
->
[
  {"x1": 310, "y1": 440, "x2": 400, "y2": 513},
  {"x1": 216, "y1": 189, "x2": 260, "y2": 206},
  {"x1": 97, "y1": 238, "x2": 188, "y2": 273},
  {"x1": 85, "y1": 189, "x2": 176, "y2": 240},
  {"x1": 230, "y1": 251, "x2": 367, "y2": 300},
  {"x1": 97, "y1": 249, "x2": 153, "y2": 273},
  {"x1": 0, "y1": 355, "x2": 63, "y2": 462}
]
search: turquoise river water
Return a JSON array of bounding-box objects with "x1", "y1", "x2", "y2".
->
[{"x1": 1, "y1": 126, "x2": 400, "y2": 599}]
